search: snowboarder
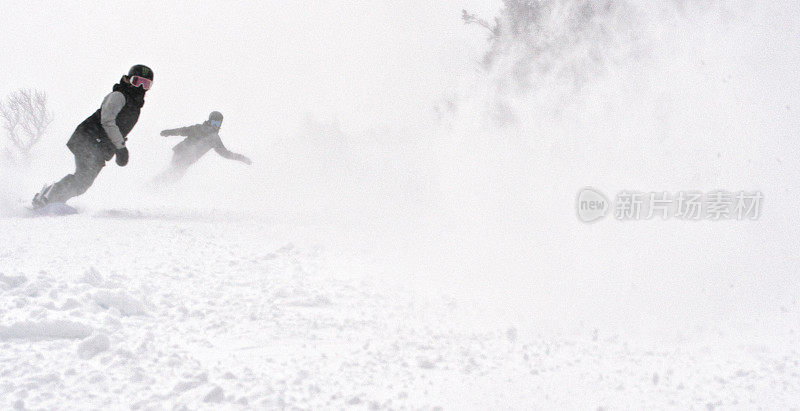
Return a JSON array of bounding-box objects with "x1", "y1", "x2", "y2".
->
[
  {"x1": 155, "y1": 111, "x2": 252, "y2": 182},
  {"x1": 32, "y1": 65, "x2": 154, "y2": 208}
]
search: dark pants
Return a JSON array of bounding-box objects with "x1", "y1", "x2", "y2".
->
[
  {"x1": 47, "y1": 144, "x2": 106, "y2": 204},
  {"x1": 153, "y1": 152, "x2": 197, "y2": 184},
  {"x1": 168, "y1": 152, "x2": 194, "y2": 179}
]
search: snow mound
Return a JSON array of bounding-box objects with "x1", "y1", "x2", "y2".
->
[
  {"x1": 0, "y1": 320, "x2": 93, "y2": 341},
  {"x1": 81, "y1": 267, "x2": 104, "y2": 287},
  {"x1": 203, "y1": 386, "x2": 224, "y2": 403},
  {"x1": 92, "y1": 290, "x2": 147, "y2": 316},
  {"x1": 77, "y1": 333, "x2": 110, "y2": 359},
  {"x1": 0, "y1": 273, "x2": 27, "y2": 289}
]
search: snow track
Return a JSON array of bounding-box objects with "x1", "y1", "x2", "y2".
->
[{"x1": 1, "y1": 211, "x2": 799, "y2": 409}]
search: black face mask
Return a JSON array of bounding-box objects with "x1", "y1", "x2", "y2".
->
[{"x1": 113, "y1": 78, "x2": 146, "y2": 105}]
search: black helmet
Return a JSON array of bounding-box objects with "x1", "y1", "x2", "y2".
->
[
  {"x1": 128, "y1": 65, "x2": 154, "y2": 81},
  {"x1": 209, "y1": 111, "x2": 223, "y2": 122}
]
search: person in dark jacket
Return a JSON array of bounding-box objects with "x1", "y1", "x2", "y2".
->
[
  {"x1": 156, "y1": 111, "x2": 251, "y2": 182},
  {"x1": 32, "y1": 65, "x2": 154, "y2": 208}
]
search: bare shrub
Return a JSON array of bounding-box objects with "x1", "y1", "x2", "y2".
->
[{"x1": 0, "y1": 89, "x2": 53, "y2": 165}]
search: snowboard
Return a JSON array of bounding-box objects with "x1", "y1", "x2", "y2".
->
[{"x1": 29, "y1": 202, "x2": 78, "y2": 216}]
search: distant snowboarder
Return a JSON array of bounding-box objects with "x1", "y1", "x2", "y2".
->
[
  {"x1": 32, "y1": 65, "x2": 154, "y2": 208},
  {"x1": 155, "y1": 111, "x2": 252, "y2": 182}
]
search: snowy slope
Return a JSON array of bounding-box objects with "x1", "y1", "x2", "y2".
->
[
  {"x1": 1, "y1": 210, "x2": 799, "y2": 409},
  {"x1": 2, "y1": 1, "x2": 800, "y2": 409}
]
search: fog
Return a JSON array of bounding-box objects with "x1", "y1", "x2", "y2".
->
[{"x1": 2, "y1": 0, "x2": 799, "y2": 344}]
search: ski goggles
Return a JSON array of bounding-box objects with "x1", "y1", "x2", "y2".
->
[
  {"x1": 209, "y1": 120, "x2": 222, "y2": 128},
  {"x1": 129, "y1": 76, "x2": 153, "y2": 90}
]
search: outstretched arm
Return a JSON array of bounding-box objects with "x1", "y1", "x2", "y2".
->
[
  {"x1": 160, "y1": 125, "x2": 194, "y2": 137},
  {"x1": 213, "y1": 135, "x2": 252, "y2": 164},
  {"x1": 214, "y1": 146, "x2": 252, "y2": 165}
]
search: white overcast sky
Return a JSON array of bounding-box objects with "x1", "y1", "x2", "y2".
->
[{"x1": 0, "y1": 1, "x2": 500, "y2": 140}]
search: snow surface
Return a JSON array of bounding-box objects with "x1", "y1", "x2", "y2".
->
[
  {"x1": 1, "y1": 0, "x2": 800, "y2": 409},
  {"x1": 1, "y1": 211, "x2": 799, "y2": 409}
]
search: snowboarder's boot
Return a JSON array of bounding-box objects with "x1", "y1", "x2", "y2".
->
[{"x1": 31, "y1": 184, "x2": 53, "y2": 209}]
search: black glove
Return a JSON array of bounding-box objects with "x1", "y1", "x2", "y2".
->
[
  {"x1": 160, "y1": 130, "x2": 169, "y2": 137},
  {"x1": 115, "y1": 147, "x2": 129, "y2": 167}
]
